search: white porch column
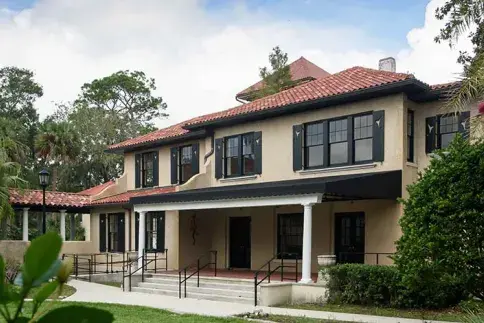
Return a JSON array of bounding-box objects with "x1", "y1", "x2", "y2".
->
[
  {"x1": 22, "y1": 208, "x2": 29, "y2": 242},
  {"x1": 60, "y1": 210, "x2": 67, "y2": 241},
  {"x1": 138, "y1": 211, "x2": 146, "y2": 269},
  {"x1": 300, "y1": 203, "x2": 314, "y2": 284}
]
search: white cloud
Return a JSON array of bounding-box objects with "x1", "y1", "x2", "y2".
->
[{"x1": 0, "y1": 0, "x2": 472, "y2": 128}]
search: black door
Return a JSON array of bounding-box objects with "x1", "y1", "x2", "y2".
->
[
  {"x1": 335, "y1": 212, "x2": 365, "y2": 264},
  {"x1": 229, "y1": 217, "x2": 251, "y2": 268},
  {"x1": 108, "y1": 213, "x2": 125, "y2": 252},
  {"x1": 99, "y1": 214, "x2": 106, "y2": 252}
]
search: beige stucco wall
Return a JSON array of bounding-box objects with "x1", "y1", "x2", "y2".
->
[{"x1": 178, "y1": 210, "x2": 213, "y2": 269}]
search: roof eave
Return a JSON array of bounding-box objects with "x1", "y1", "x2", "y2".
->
[
  {"x1": 105, "y1": 129, "x2": 208, "y2": 154},
  {"x1": 186, "y1": 78, "x2": 429, "y2": 130}
]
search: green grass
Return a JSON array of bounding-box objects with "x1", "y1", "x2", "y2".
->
[{"x1": 281, "y1": 303, "x2": 483, "y2": 322}]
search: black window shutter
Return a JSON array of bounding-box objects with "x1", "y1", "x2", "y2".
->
[
  {"x1": 99, "y1": 214, "x2": 106, "y2": 252},
  {"x1": 170, "y1": 147, "x2": 178, "y2": 184},
  {"x1": 135, "y1": 154, "x2": 141, "y2": 188},
  {"x1": 372, "y1": 110, "x2": 385, "y2": 162},
  {"x1": 192, "y1": 143, "x2": 200, "y2": 175},
  {"x1": 153, "y1": 151, "x2": 159, "y2": 187},
  {"x1": 215, "y1": 138, "x2": 224, "y2": 179},
  {"x1": 156, "y1": 213, "x2": 165, "y2": 252},
  {"x1": 254, "y1": 131, "x2": 262, "y2": 174},
  {"x1": 117, "y1": 214, "x2": 125, "y2": 252},
  {"x1": 458, "y1": 111, "x2": 470, "y2": 139},
  {"x1": 425, "y1": 116, "x2": 437, "y2": 153},
  {"x1": 293, "y1": 124, "x2": 303, "y2": 171}
]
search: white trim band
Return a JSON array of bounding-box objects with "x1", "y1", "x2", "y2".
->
[{"x1": 298, "y1": 163, "x2": 377, "y2": 175}]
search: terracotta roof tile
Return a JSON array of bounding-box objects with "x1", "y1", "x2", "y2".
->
[
  {"x1": 107, "y1": 66, "x2": 419, "y2": 151},
  {"x1": 9, "y1": 189, "x2": 90, "y2": 208},
  {"x1": 91, "y1": 186, "x2": 176, "y2": 205},
  {"x1": 237, "y1": 56, "x2": 331, "y2": 97},
  {"x1": 77, "y1": 181, "x2": 115, "y2": 196},
  {"x1": 430, "y1": 81, "x2": 460, "y2": 90}
]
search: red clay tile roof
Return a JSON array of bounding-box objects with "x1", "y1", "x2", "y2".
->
[
  {"x1": 107, "y1": 66, "x2": 422, "y2": 151},
  {"x1": 91, "y1": 186, "x2": 176, "y2": 205},
  {"x1": 188, "y1": 66, "x2": 414, "y2": 126},
  {"x1": 77, "y1": 181, "x2": 115, "y2": 196},
  {"x1": 430, "y1": 81, "x2": 460, "y2": 90},
  {"x1": 9, "y1": 189, "x2": 90, "y2": 208},
  {"x1": 236, "y1": 57, "x2": 331, "y2": 97}
]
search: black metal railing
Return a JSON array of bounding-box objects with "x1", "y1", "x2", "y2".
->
[
  {"x1": 254, "y1": 252, "x2": 299, "y2": 306},
  {"x1": 337, "y1": 252, "x2": 394, "y2": 265},
  {"x1": 178, "y1": 250, "x2": 217, "y2": 298},
  {"x1": 122, "y1": 249, "x2": 168, "y2": 291},
  {"x1": 143, "y1": 249, "x2": 169, "y2": 273}
]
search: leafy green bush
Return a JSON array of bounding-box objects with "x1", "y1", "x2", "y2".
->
[
  {"x1": 395, "y1": 135, "x2": 483, "y2": 302},
  {"x1": 325, "y1": 264, "x2": 401, "y2": 307},
  {"x1": 325, "y1": 264, "x2": 465, "y2": 309}
]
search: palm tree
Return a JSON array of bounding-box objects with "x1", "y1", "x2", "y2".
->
[{"x1": 35, "y1": 121, "x2": 80, "y2": 191}]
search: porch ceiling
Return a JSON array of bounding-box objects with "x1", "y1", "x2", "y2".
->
[{"x1": 131, "y1": 170, "x2": 401, "y2": 208}]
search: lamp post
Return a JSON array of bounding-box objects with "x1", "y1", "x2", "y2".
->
[{"x1": 39, "y1": 169, "x2": 50, "y2": 234}]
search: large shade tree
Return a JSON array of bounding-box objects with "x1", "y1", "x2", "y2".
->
[{"x1": 253, "y1": 46, "x2": 293, "y2": 99}]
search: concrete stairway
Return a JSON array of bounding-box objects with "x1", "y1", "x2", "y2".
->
[{"x1": 132, "y1": 273, "x2": 257, "y2": 304}]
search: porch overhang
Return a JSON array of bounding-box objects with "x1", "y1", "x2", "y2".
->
[{"x1": 131, "y1": 170, "x2": 401, "y2": 212}]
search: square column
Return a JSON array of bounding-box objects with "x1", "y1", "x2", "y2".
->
[
  {"x1": 300, "y1": 203, "x2": 314, "y2": 284},
  {"x1": 138, "y1": 211, "x2": 146, "y2": 269},
  {"x1": 22, "y1": 208, "x2": 29, "y2": 242},
  {"x1": 60, "y1": 210, "x2": 67, "y2": 241}
]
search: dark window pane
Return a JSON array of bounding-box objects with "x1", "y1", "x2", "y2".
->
[
  {"x1": 355, "y1": 138, "x2": 373, "y2": 162},
  {"x1": 278, "y1": 213, "x2": 303, "y2": 259},
  {"x1": 142, "y1": 152, "x2": 155, "y2": 187},
  {"x1": 330, "y1": 142, "x2": 348, "y2": 165},
  {"x1": 243, "y1": 155, "x2": 255, "y2": 174},
  {"x1": 226, "y1": 156, "x2": 239, "y2": 176},
  {"x1": 441, "y1": 132, "x2": 456, "y2": 148},
  {"x1": 306, "y1": 145, "x2": 324, "y2": 167}
]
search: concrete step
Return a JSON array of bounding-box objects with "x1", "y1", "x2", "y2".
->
[
  {"x1": 132, "y1": 287, "x2": 254, "y2": 304},
  {"x1": 149, "y1": 273, "x2": 253, "y2": 285},
  {"x1": 137, "y1": 282, "x2": 254, "y2": 297},
  {"x1": 144, "y1": 277, "x2": 254, "y2": 291}
]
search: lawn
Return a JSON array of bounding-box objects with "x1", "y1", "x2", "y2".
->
[
  {"x1": 282, "y1": 303, "x2": 483, "y2": 322},
  {"x1": 6, "y1": 302, "x2": 349, "y2": 323}
]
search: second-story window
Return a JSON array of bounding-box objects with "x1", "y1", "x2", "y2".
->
[
  {"x1": 179, "y1": 145, "x2": 193, "y2": 183},
  {"x1": 329, "y1": 119, "x2": 348, "y2": 165},
  {"x1": 353, "y1": 114, "x2": 373, "y2": 163},
  {"x1": 142, "y1": 152, "x2": 155, "y2": 187},
  {"x1": 304, "y1": 122, "x2": 324, "y2": 168},
  {"x1": 407, "y1": 110, "x2": 414, "y2": 162},
  {"x1": 225, "y1": 133, "x2": 255, "y2": 177},
  {"x1": 439, "y1": 115, "x2": 458, "y2": 149}
]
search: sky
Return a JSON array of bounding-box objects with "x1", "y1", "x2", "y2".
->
[{"x1": 0, "y1": 0, "x2": 473, "y2": 128}]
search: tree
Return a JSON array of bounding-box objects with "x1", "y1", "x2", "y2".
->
[
  {"x1": 254, "y1": 46, "x2": 293, "y2": 99},
  {"x1": 75, "y1": 70, "x2": 168, "y2": 124},
  {"x1": 0, "y1": 67, "x2": 42, "y2": 152},
  {"x1": 394, "y1": 136, "x2": 484, "y2": 301},
  {"x1": 35, "y1": 121, "x2": 80, "y2": 191}
]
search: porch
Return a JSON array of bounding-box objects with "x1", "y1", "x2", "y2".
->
[{"x1": 132, "y1": 170, "x2": 402, "y2": 284}]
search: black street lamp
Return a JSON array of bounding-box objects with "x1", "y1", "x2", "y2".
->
[{"x1": 38, "y1": 169, "x2": 50, "y2": 234}]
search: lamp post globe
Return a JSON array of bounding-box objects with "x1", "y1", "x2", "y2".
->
[{"x1": 38, "y1": 169, "x2": 50, "y2": 234}]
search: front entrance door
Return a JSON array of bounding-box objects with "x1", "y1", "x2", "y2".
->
[
  {"x1": 229, "y1": 217, "x2": 251, "y2": 268},
  {"x1": 335, "y1": 212, "x2": 365, "y2": 264}
]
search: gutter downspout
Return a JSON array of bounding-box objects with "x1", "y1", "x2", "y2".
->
[{"x1": 204, "y1": 132, "x2": 215, "y2": 164}]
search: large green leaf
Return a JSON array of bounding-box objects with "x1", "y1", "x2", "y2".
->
[
  {"x1": 15, "y1": 260, "x2": 62, "y2": 287},
  {"x1": 34, "y1": 281, "x2": 59, "y2": 304},
  {"x1": 37, "y1": 305, "x2": 114, "y2": 323},
  {"x1": 23, "y1": 233, "x2": 62, "y2": 285}
]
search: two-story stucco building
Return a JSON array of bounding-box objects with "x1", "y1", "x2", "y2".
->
[{"x1": 56, "y1": 57, "x2": 467, "y2": 290}]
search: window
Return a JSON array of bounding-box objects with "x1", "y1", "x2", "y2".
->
[
  {"x1": 439, "y1": 115, "x2": 458, "y2": 149},
  {"x1": 178, "y1": 145, "x2": 192, "y2": 183},
  {"x1": 407, "y1": 110, "x2": 414, "y2": 162},
  {"x1": 304, "y1": 122, "x2": 324, "y2": 168},
  {"x1": 108, "y1": 214, "x2": 119, "y2": 252},
  {"x1": 141, "y1": 152, "x2": 155, "y2": 187},
  {"x1": 277, "y1": 213, "x2": 303, "y2": 259},
  {"x1": 329, "y1": 119, "x2": 348, "y2": 165},
  {"x1": 353, "y1": 114, "x2": 373, "y2": 162},
  {"x1": 224, "y1": 133, "x2": 255, "y2": 177}
]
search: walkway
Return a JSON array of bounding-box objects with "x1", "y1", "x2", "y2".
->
[{"x1": 66, "y1": 280, "x2": 454, "y2": 323}]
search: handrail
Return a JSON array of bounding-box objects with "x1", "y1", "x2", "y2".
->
[
  {"x1": 178, "y1": 250, "x2": 217, "y2": 298},
  {"x1": 122, "y1": 249, "x2": 169, "y2": 292},
  {"x1": 338, "y1": 252, "x2": 394, "y2": 265},
  {"x1": 254, "y1": 252, "x2": 299, "y2": 306}
]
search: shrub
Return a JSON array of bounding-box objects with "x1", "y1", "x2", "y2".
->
[
  {"x1": 395, "y1": 136, "x2": 483, "y2": 301},
  {"x1": 325, "y1": 264, "x2": 401, "y2": 307},
  {"x1": 325, "y1": 264, "x2": 465, "y2": 309}
]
